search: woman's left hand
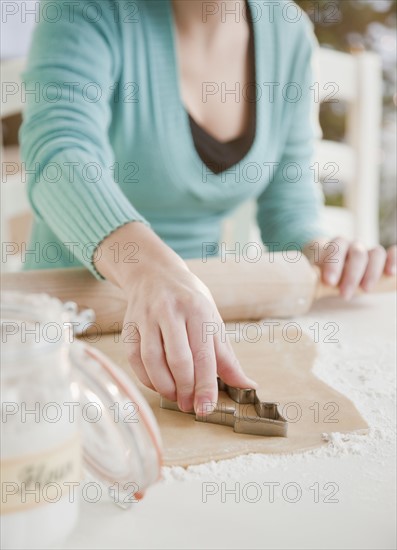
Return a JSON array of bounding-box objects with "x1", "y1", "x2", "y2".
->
[{"x1": 304, "y1": 237, "x2": 396, "y2": 300}]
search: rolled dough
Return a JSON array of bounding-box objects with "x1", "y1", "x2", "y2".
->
[{"x1": 90, "y1": 323, "x2": 368, "y2": 467}]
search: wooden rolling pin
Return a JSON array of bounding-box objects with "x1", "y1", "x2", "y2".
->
[{"x1": 2, "y1": 253, "x2": 395, "y2": 334}]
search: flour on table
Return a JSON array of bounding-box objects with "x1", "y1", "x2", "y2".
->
[{"x1": 161, "y1": 321, "x2": 396, "y2": 481}]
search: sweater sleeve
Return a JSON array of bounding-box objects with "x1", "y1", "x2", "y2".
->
[
  {"x1": 19, "y1": 0, "x2": 149, "y2": 278},
  {"x1": 256, "y1": 15, "x2": 328, "y2": 252}
]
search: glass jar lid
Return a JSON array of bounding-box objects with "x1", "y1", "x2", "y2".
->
[{"x1": 70, "y1": 341, "x2": 162, "y2": 499}]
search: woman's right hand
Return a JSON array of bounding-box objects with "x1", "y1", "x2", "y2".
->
[{"x1": 94, "y1": 222, "x2": 257, "y2": 415}]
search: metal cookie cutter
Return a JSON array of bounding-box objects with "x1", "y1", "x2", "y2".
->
[{"x1": 160, "y1": 378, "x2": 288, "y2": 437}]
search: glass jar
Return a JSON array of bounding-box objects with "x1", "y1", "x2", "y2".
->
[{"x1": 1, "y1": 292, "x2": 162, "y2": 549}]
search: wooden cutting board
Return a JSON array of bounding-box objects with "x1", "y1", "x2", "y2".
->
[{"x1": 88, "y1": 322, "x2": 368, "y2": 467}]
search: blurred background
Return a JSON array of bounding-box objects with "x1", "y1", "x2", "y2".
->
[
  {"x1": 1, "y1": 0, "x2": 396, "y2": 272},
  {"x1": 296, "y1": 0, "x2": 396, "y2": 247}
]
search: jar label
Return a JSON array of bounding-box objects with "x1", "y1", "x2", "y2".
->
[{"x1": 1, "y1": 433, "x2": 82, "y2": 514}]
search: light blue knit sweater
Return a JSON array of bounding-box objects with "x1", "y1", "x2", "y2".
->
[{"x1": 20, "y1": 0, "x2": 325, "y2": 277}]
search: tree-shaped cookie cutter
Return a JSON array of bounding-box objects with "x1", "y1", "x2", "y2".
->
[{"x1": 160, "y1": 378, "x2": 288, "y2": 437}]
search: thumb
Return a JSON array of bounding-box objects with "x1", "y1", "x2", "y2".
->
[{"x1": 214, "y1": 334, "x2": 258, "y2": 389}]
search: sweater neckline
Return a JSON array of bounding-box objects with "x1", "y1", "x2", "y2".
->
[{"x1": 145, "y1": 0, "x2": 269, "y2": 196}]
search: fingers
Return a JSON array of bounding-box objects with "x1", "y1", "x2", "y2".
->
[
  {"x1": 385, "y1": 245, "x2": 397, "y2": 276},
  {"x1": 339, "y1": 242, "x2": 368, "y2": 300},
  {"x1": 140, "y1": 324, "x2": 177, "y2": 402},
  {"x1": 124, "y1": 327, "x2": 155, "y2": 391},
  {"x1": 127, "y1": 310, "x2": 259, "y2": 416},
  {"x1": 214, "y1": 329, "x2": 258, "y2": 389},
  {"x1": 319, "y1": 238, "x2": 396, "y2": 298},
  {"x1": 186, "y1": 313, "x2": 218, "y2": 416},
  {"x1": 320, "y1": 237, "x2": 349, "y2": 287},
  {"x1": 361, "y1": 246, "x2": 387, "y2": 292},
  {"x1": 161, "y1": 306, "x2": 258, "y2": 416},
  {"x1": 160, "y1": 317, "x2": 195, "y2": 413}
]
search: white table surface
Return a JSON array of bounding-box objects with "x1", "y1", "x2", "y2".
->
[{"x1": 53, "y1": 292, "x2": 396, "y2": 550}]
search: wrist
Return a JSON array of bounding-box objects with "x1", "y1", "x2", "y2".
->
[
  {"x1": 303, "y1": 236, "x2": 330, "y2": 264},
  {"x1": 94, "y1": 221, "x2": 188, "y2": 291}
]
